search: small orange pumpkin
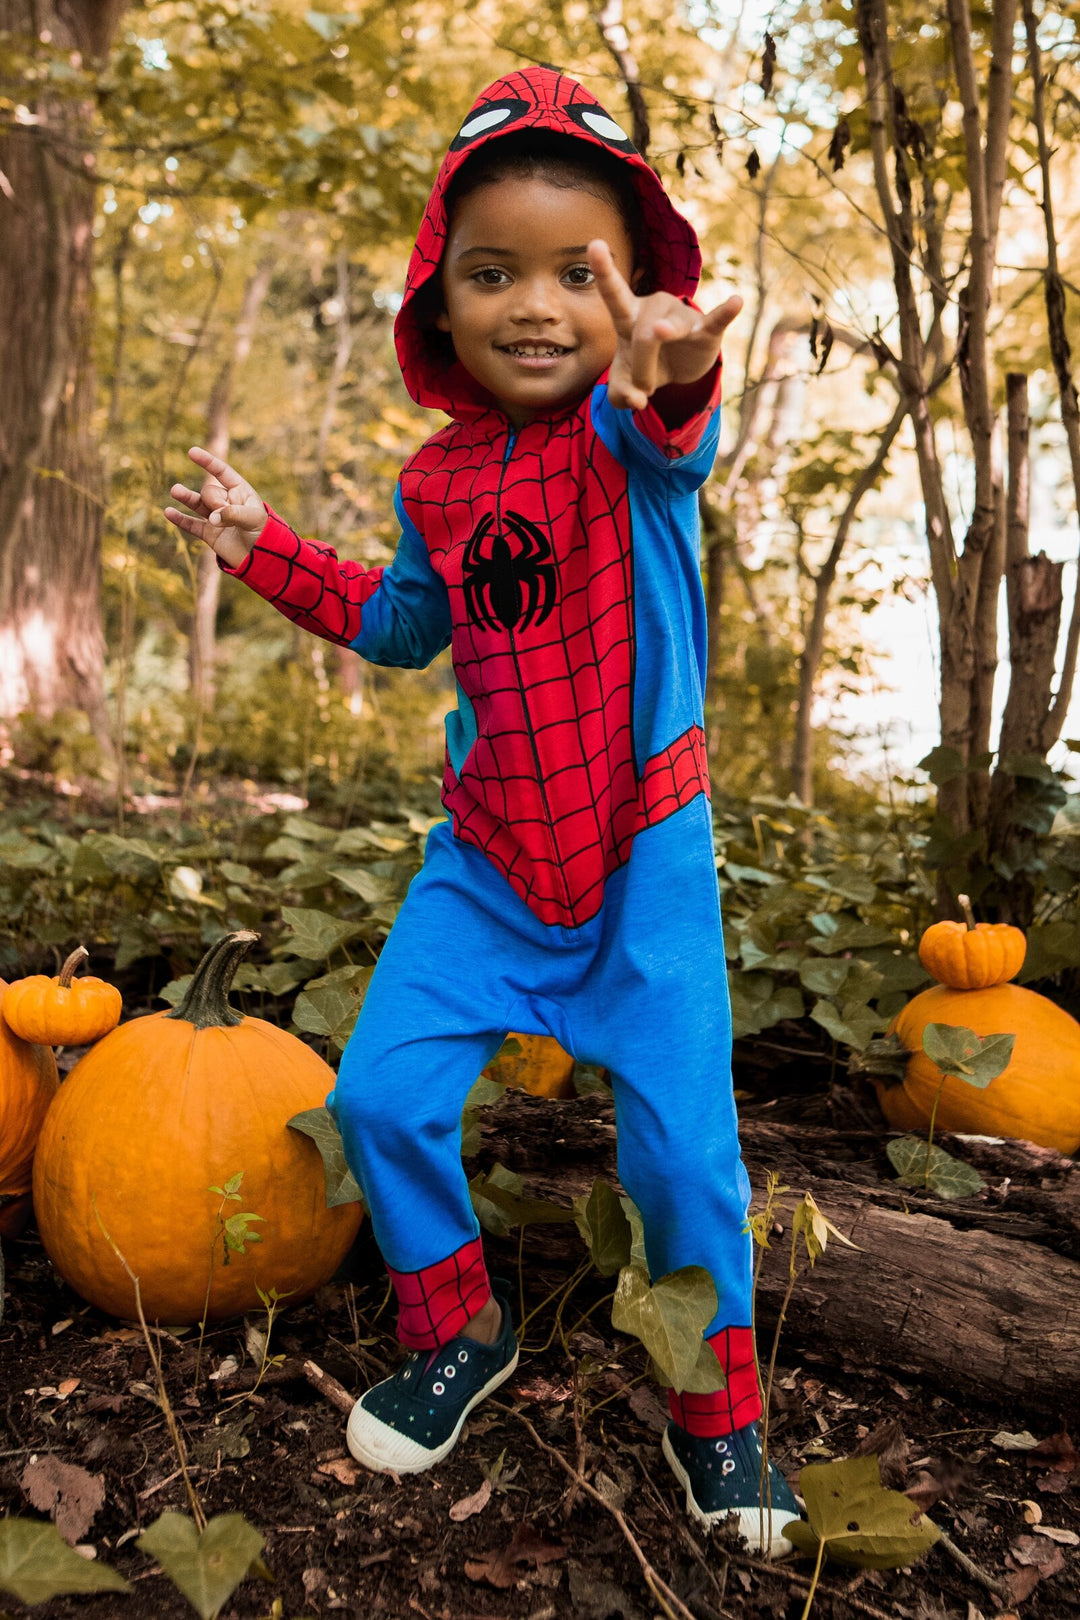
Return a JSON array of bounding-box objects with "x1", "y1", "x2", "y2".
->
[
  {"x1": 3, "y1": 947, "x2": 122, "y2": 1047},
  {"x1": 33, "y1": 932, "x2": 362, "y2": 1323},
  {"x1": 486, "y1": 1033, "x2": 576, "y2": 1099},
  {"x1": 917, "y1": 896, "x2": 1026, "y2": 989},
  {"x1": 0, "y1": 979, "x2": 60, "y2": 1237}
]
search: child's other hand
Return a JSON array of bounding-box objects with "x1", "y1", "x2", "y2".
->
[
  {"x1": 588, "y1": 239, "x2": 742, "y2": 413},
  {"x1": 164, "y1": 447, "x2": 268, "y2": 569}
]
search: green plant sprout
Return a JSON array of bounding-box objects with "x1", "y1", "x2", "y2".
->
[
  {"x1": 221, "y1": 1284, "x2": 294, "y2": 1411},
  {"x1": 194, "y1": 1173, "x2": 265, "y2": 1386},
  {"x1": 886, "y1": 1022, "x2": 1014, "y2": 1199},
  {"x1": 748, "y1": 1184, "x2": 856, "y2": 1557}
]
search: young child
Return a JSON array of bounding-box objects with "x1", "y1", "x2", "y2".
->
[{"x1": 166, "y1": 66, "x2": 799, "y2": 1556}]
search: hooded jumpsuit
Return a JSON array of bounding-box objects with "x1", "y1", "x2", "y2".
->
[{"x1": 222, "y1": 65, "x2": 760, "y2": 1438}]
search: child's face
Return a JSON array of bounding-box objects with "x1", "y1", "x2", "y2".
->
[{"x1": 437, "y1": 176, "x2": 637, "y2": 427}]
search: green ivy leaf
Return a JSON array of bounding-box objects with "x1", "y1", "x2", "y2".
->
[
  {"x1": 469, "y1": 1164, "x2": 573, "y2": 1236},
  {"x1": 785, "y1": 1456, "x2": 941, "y2": 1568},
  {"x1": 460, "y1": 1076, "x2": 506, "y2": 1158},
  {"x1": 798, "y1": 956, "x2": 851, "y2": 996},
  {"x1": 0, "y1": 1520, "x2": 130, "y2": 1605},
  {"x1": 886, "y1": 1136, "x2": 985, "y2": 1199},
  {"x1": 280, "y1": 907, "x2": 361, "y2": 959},
  {"x1": 287, "y1": 1108, "x2": 364, "y2": 1208},
  {"x1": 329, "y1": 866, "x2": 393, "y2": 904},
  {"x1": 921, "y1": 1024, "x2": 1014, "y2": 1087},
  {"x1": 137, "y1": 1513, "x2": 267, "y2": 1620},
  {"x1": 292, "y1": 971, "x2": 370, "y2": 1051},
  {"x1": 573, "y1": 1181, "x2": 633, "y2": 1276},
  {"x1": 810, "y1": 998, "x2": 884, "y2": 1049},
  {"x1": 611, "y1": 1264, "x2": 723, "y2": 1394}
]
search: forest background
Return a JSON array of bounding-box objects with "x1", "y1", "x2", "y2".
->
[{"x1": 0, "y1": 0, "x2": 1079, "y2": 1055}]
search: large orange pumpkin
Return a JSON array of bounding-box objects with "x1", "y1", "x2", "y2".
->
[
  {"x1": 32, "y1": 932, "x2": 362, "y2": 1322},
  {"x1": 0, "y1": 981, "x2": 59, "y2": 1238},
  {"x1": 877, "y1": 928, "x2": 1080, "y2": 1154}
]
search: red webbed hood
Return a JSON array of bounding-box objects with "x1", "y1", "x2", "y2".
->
[{"x1": 393, "y1": 65, "x2": 702, "y2": 421}]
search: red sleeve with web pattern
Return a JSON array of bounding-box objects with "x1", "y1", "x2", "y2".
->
[
  {"x1": 632, "y1": 356, "x2": 723, "y2": 460},
  {"x1": 219, "y1": 505, "x2": 385, "y2": 647}
]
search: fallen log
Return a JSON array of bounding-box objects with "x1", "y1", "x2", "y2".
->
[{"x1": 478, "y1": 1090, "x2": 1080, "y2": 1416}]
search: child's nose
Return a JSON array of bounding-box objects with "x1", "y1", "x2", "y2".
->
[{"x1": 510, "y1": 276, "x2": 561, "y2": 322}]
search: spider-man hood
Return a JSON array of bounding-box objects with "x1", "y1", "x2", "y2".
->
[{"x1": 394, "y1": 65, "x2": 702, "y2": 421}]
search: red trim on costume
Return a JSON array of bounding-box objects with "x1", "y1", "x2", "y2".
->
[
  {"x1": 387, "y1": 1237, "x2": 492, "y2": 1349},
  {"x1": 667, "y1": 1326, "x2": 762, "y2": 1438}
]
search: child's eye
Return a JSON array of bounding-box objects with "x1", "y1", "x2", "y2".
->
[
  {"x1": 564, "y1": 264, "x2": 595, "y2": 286},
  {"x1": 471, "y1": 267, "x2": 510, "y2": 287}
]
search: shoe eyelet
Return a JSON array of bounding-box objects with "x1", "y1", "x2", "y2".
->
[
  {"x1": 722, "y1": 1458, "x2": 736, "y2": 1475},
  {"x1": 432, "y1": 1381, "x2": 445, "y2": 1396},
  {"x1": 715, "y1": 1441, "x2": 728, "y2": 1454},
  {"x1": 445, "y1": 1366, "x2": 456, "y2": 1378},
  {"x1": 403, "y1": 1370, "x2": 411, "y2": 1380},
  {"x1": 458, "y1": 1350, "x2": 469, "y2": 1363}
]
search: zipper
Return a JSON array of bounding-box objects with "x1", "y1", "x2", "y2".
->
[{"x1": 495, "y1": 422, "x2": 573, "y2": 919}]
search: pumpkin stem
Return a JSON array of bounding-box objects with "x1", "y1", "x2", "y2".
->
[
  {"x1": 58, "y1": 946, "x2": 89, "y2": 988},
  {"x1": 167, "y1": 931, "x2": 259, "y2": 1030},
  {"x1": 958, "y1": 893, "x2": 977, "y2": 930}
]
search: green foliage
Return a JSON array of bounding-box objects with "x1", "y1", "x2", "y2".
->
[
  {"x1": 136, "y1": 1512, "x2": 269, "y2": 1620},
  {"x1": 610, "y1": 1265, "x2": 726, "y2": 1395},
  {"x1": 573, "y1": 1181, "x2": 633, "y2": 1277},
  {"x1": 287, "y1": 1107, "x2": 364, "y2": 1208},
  {"x1": 469, "y1": 1164, "x2": 575, "y2": 1237},
  {"x1": 785, "y1": 1455, "x2": 940, "y2": 1570},
  {"x1": 0, "y1": 1519, "x2": 130, "y2": 1605},
  {"x1": 885, "y1": 1137, "x2": 984, "y2": 1199},
  {"x1": 921, "y1": 1023, "x2": 1014, "y2": 1087}
]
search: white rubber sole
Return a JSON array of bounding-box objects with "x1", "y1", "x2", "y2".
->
[
  {"x1": 346, "y1": 1345, "x2": 520, "y2": 1475},
  {"x1": 661, "y1": 1428, "x2": 799, "y2": 1560}
]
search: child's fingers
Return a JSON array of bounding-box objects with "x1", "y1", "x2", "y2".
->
[
  {"x1": 587, "y1": 239, "x2": 638, "y2": 334},
  {"x1": 628, "y1": 322, "x2": 663, "y2": 400},
  {"x1": 701, "y1": 293, "x2": 744, "y2": 337},
  {"x1": 208, "y1": 501, "x2": 265, "y2": 531},
  {"x1": 170, "y1": 482, "x2": 213, "y2": 516},
  {"x1": 164, "y1": 506, "x2": 206, "y2": 539},
  {"x1": 187, "y1": 445, "x2": 248, "y2": 492}
]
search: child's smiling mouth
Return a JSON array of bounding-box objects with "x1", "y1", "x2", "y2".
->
[{"x1": 498, "y1": 342, "x2": 575, "y2": 366}]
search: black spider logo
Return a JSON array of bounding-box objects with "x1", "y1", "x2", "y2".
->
[{"x1": 461, "y1": 510, "x2": 557, "y2": 633}]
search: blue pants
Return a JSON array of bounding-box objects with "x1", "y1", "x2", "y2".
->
[{"x1": 328, "y1": 795, "x2": 753, "y2": 1350}]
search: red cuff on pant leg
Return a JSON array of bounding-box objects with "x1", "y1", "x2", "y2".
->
[
  {"x1": 667, "y1": 1326, "x2": 763, "y2": 1438},
  {"x1": 387, "y1": 1236, "x2": 492, "y2": 1349}
]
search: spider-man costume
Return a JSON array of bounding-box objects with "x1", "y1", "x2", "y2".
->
[{"x1": 222, "y1": 66, "x2": 759, "y2": 1438}]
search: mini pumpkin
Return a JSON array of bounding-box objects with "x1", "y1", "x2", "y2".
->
[
  {"x1": 3, "y1": 947, "x2": 122, "y2": 1047},
  {"x1": 877, "y1": 905, "x2": 1080, "y2": 1154},
  {"x1": 0, "y1": 980, "x2": 59, "y2": 1238},
  {"x1": 486, "y1": 1033, "x2": 576, "y2": 1099},
  {"x1": 917, "y1": 908, "x2": 1026, "y2": 990},
  {"x1": 32, "y1": 932, "x2": 362, "y2": 1322}
]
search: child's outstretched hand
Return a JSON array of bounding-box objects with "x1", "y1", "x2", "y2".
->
[
  {"x1": 588, "y1": 239, "x2": 742, "y2": 413},
  {"x1": 164, "y1": 447, "x2": 268, "y2": 569}
]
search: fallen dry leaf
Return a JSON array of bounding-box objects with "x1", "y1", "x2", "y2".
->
[
  {"x1": 57, "y1": 1378, "x2": 80, "y2": 1398},
  {"x1": 1021, "y1": 1499, "x2": 1042, "y2": 1525},
  {"x1": 626, "y1": 1383, "x2": 669, "y2": 1433},
  {"x1": 509, "y1": 1374, "x2": 573, "y2": 1405},
  {"x1": 1030, "y1": 1429, "x2": 1078, "y2": 1474},
  {"x1": 1033, "y1": 1525, "x2": 1079, "y2": 1546},
  {"x1": 851, "y1": 1418, "x2": 910, "y2": 1487},
  {"x1": 315, "y1": 1456, "x2": 364, "y2": 1487},
  {"x1": 20, "y1": 1456, "x2": 105, "y2": 1544},
  {"x1": 464, "y1": 1522, "x2": 567, "y2": 1590},
  {"x1": 449, "y1": 1477, "x2": 493, "y2": 1522}
]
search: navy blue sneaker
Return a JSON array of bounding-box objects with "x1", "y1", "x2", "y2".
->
[
  {"x1": 346, "y1": 1280, "x2": 518, "y2": 1474},
  {"x1": 662, "y1": 1420, "x2": 800, "y2": 1558}
]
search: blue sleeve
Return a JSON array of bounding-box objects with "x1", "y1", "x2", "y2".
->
[
  {"x1": 349, "y1": 488, "x2": 452, "y2": 669},
  {"x1": 589, "y1": 370, "x2": 723, "y2": 496}
]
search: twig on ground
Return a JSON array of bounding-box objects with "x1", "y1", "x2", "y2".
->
[
  {"x1": 729, "y1": 1553, "x2": 899, "y2": 1620},
  {"x1": 303, "y1": 1358, "x2": 355, "y2": 1415},
  {"x1": 497, "y1": 1402, "x2": 697, "y2": 1620},
  {"x1": 937, "y1": 1528, "x2": 1012, "y2": 1602}
]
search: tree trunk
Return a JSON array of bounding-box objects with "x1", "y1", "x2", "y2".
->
[
  {"x1": 479, "y1": 1090, "x2": 1080, "y2": 1415},
  {"x1": 190, "y1": 257, "x2": 274, "y2": 705},
  {"x1": 0, "y1": 0, "x2": 124, "y2": 736}
]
